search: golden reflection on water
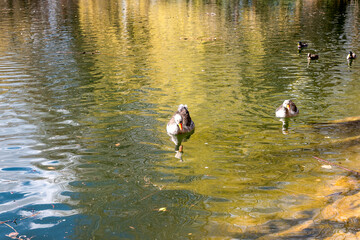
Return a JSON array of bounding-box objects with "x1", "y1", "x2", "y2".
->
[{"x1": 74, "y1": 0, "x2": 360, "y2": 232}]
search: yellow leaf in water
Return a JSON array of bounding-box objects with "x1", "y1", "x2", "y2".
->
[
  {"x1": 322, "y1": 165, "x2": 332, "y2": 169},
  {"x1": 158, "y1": 207, "x2": 167, "y2": 212}
]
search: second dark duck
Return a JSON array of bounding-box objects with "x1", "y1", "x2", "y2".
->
[{"x1": 307, "y1": 53, "x2": 319, "y2": 60}]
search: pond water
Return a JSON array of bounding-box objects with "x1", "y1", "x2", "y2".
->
[{"x1": 1, "y1": 0, "x2": 360, "y2": 239}]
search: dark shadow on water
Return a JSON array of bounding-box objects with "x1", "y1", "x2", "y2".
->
[
  {"x1": 311, "y1": 117, "x2": 360, "y2": 139},
  {"x1": 230, "y1": 212, "x2": 360, "y2": 239}
]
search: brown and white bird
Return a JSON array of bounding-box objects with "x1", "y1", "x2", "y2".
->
[
  {"x1": 166, "y1": 104, "x2": 195, "y2": 135},
  {"x1": 276, "y1": 100, "x2": 299, "y2": 118},
  {"x1": 307, "y1": 53, "x2": 319, "y2": 60},
  {"x1": 347, "y1": 51, "x2": 356, "y2": 60}
]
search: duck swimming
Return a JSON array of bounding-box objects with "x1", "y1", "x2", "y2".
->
[
  {"x1": 167, "y1": 104, "x2": 195, "y2": 135},
  {"x1": 347, "y1": 51, "x2": 356, "y2": 60},
  {"x1": 298, "y1": 41, "x2": 308, "y2": 49},
  {"x1": 307, "y1": 53, "x2": 319, "y2": 60},
  {"x1": 276, "y1": 100, "x2": 299, "y2": 118}
]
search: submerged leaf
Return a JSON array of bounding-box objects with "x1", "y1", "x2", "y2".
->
[
  {"x1": 6, "y1": 232, "x2": 19, "y2": 239},
  {"x1": 322, "y1": 165, "x2": 332, "y2": 169},
  {"x1": 158, "y1": 207, "x2": 167, "y2": 212}
]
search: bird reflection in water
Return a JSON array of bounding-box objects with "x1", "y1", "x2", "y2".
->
[
  {"x1": 166, "y1": 104, "x2": 195, "y2": 161},
  {"x1": 168, "y1": 130, "x2": 195, "y2": 161},
  {"x1": 279, "y1": 118, "x2": 290, "y2": 134}
]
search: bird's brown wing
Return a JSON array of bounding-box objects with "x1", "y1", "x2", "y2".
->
[{"x1": 179, "y1": 108, "x2": 192, "y2": 127}]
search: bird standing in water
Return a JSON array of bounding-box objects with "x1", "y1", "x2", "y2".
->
[
  {"x1": 167, "y1": 104, "x2": 195, "y2": 160},
  {"x1": 276, "y1": 100, "x2": 299, "y2": 118},
  {"x1": 167, "y1": 104, "x2": 195, "y2": 135}
]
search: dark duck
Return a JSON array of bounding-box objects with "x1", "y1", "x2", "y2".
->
[
  {"x1": 298, "y1": 41, "x2": 308, "y2": 49},
  {"x1": 347, "y1": 51, "x2": 356, "y2": 60},
  {"x1": 307, "y1": 53, "x2": 319, "y2": 60}
]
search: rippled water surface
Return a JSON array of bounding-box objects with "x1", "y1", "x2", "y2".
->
[{"x1": 1, "y1": 0, "x2": 360, "y2": 239}]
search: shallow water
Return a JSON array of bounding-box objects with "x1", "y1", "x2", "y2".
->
[{"x1": 0, "y1": 0, "x2": 360, "y2": 239}]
